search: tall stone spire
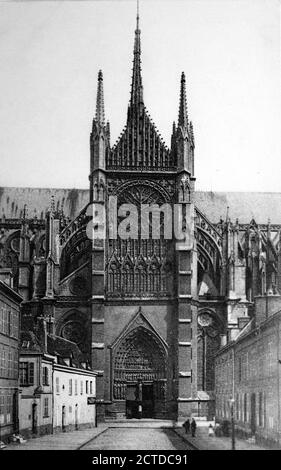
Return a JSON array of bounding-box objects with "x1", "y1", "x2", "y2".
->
[
  {"x1": 178, "y1": 72, "x2": 188, "y2": 129},
  {"x1": 95, "y1": 70, "x2": 105, "y2": 126},
  {"x1": 90, "y1": 69, "x2": 110, "y2": 191},
  {"x1": 130, "y1": 3, "x2": 143, "y2": 107},
  {"x1": 176, "y1": 71, "x2": 194, "y2": 175}
]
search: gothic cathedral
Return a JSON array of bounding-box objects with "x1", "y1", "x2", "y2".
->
[{"x1": 1, "y1": 14, "x2": 281, "y2": 422}]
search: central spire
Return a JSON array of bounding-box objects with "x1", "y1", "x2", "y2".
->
[{"x1": 130, "y1": 2, "x2": 143, "y2": 107}]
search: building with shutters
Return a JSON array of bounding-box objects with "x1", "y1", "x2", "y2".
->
[
  {"x1": 18, "y1": 315, "x2": 96, "y2": 437},
  {"x1": 19, "y1": 329, "x2": 54, "y2": 438},
  {"x1": 215, "y1": 294, "x2": 281, "y2": 448},
  {"x1": 0, "y1": 270, "x2": 22, "y2": 443},
  {"x1": 53, "y1": 364, "x2": 96, "y2": 433}
]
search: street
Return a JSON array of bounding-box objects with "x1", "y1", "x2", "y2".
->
[{"x1": 80, "y1": 427, "x2": 191, "y2": 450}]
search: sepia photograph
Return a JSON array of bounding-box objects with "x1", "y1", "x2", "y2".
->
[{"x1": 0, "y1": 0, "x2": 280, "y2": 457}]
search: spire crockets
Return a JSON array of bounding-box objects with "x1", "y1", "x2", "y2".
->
[
  {"x1": 90, "y1": 69, "x2": 110, "y2": 182},
  {"x1": 130, "y1": 4, "x2": 143, "y2": 107},
  {"x1": 176, "y1": 72, "x2": 194, "y2": 175},
  {"x1": 178, "y1": 72, "x2": 188, "y2": 129},
  {"x1": 95, "y1": 70, "x2": 105, "y2": 126}
]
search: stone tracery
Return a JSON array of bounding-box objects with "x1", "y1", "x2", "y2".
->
[{"x1": 113, "y1": 326, "x2": 167, "y2": 400}]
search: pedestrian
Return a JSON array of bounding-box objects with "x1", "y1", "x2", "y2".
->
[
  {"x1": 183, "y1": 419, "x2": 190, "y2": 434},
  {"x1": 208, "y1": 423, "x2": 214, "y2": 437},
  {"x1": 191, "y1": 418, "x2": 197, "y2": 437},
  {"x1": 138, "y1": 403, "x2": 142, "y2": 419}
]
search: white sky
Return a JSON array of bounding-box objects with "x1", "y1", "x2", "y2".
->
[{"x1": 0, "y1": 0, "x2": 280, "y2": 192}]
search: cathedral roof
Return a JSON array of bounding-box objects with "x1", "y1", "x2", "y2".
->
[
  {"x1": 194, "y1": 191, "x2": 281, "y2": 225},
  {"x1": 1, "y1": 186, "x2": 281, "y2": 225},
  {"x1": 0, "y1": 186, "x2": 89, "y2": 221}
]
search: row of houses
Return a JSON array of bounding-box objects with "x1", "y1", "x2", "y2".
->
[
  {"x1": 215, "y1": 294, "x2": 281, "y2": 448},
  {"x1": 0, "y1": 269, "x2": 97, "y2": 443}
]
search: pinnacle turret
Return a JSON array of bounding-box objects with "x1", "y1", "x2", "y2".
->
[
  {"x1": 178, "y1": 72, "x2": 188, "y2": 129},
  {"x1": 95, "y1": 70, "x2": 105, "y2": 126}
]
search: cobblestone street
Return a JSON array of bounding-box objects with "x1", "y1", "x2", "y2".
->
[
  {"x1": 2, "y1": 420, "x2": 269, "y2": 451},
  {"x1": 80, "y1": 428, "x2": 190, "y2": 451}
]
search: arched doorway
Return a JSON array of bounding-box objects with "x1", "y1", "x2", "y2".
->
[{"x1": 113, "y1": 326, "x2": 167, "y2": 419}]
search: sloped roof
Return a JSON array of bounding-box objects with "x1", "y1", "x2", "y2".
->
[
  {"x1": 0, "y1": 187, "x2": 89, "y2": 221},
  {"x1": 47, "y1": 334, "x2": 86, "y2": 367},
  {"x1": 1, "y1": 186, "x2": 281, "y2": 224},
  {"x1": 20, "y1": 330, "x2": 43, "y2": 353},
  {"x1": 20, "y1": 329, "x2": 87, "y2": 367},
  {"x1": 194, "y1": 191, "x2": 281, "y2": 225}
]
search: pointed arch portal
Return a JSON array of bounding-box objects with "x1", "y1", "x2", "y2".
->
[{"x1": 113, "y1": 326, "x2": 167, "y2": 418}]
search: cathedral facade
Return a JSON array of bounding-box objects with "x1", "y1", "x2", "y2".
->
[{"x1": 1, "y1": 16, "x2": 281, "y2": 421}]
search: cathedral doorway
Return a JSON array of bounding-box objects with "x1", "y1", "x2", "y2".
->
[
  {"x1": 142, "y1": 383, "x2": 154, "y2": 418},
  {"x1": 125, "y1": 381, "x2": 154, "y2": 419},
  {"x1": 113, "y1": 326, "x2": 167, "y2": 419}
]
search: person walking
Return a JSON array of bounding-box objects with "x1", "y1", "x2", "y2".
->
[
  {"x1": 183, "y1": 419, "x2": 190, "y2": 434},
  {"x1": 208, "y1": 423, "x2": 214, "y2": 437},
  {"x1": 191, "y1": 418, "x2": 197, "y2": 437}
]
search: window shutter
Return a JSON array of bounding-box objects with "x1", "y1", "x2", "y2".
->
[{"x1": 28, "y1": 362, "x2": 34, "y2": 385}]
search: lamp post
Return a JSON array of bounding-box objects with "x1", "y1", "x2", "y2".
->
[{"x1": 229, "y1": 398, "x2": 235, "y2": 450}]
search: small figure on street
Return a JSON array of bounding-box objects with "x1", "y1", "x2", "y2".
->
[
  {"x1": 191, "y1": 418, "x2": 197, "y2": 437},
  {"x1": 208, "y1": 423, "x2": 214, "y2": 437},
  {"x1": 183, "y1": 419, "x2": 190, "y2": 434}
]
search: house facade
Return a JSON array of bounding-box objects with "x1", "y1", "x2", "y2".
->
[
  {"x1": 19, "y1": 316, "x2": 96, "y2": 437},
  {"x1": 19, "y1": 349, "x2": 53, "y2": 438},
  {"x1": 0, "y1": 270, "x2": 21, "y2": 443},
  {"x1": 215, "y1": 295, "x2": 281, "y2": 448},
  {"x1": 53, "y1": 364, "x2": 96, "y2": 432}
]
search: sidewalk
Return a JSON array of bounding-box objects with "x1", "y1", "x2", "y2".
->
[
  {"x1": 174, "y1": 422, "x2": 268, "y2": 451},
  {"x1": 2, "y1": 420, "x2": 178, "y2": 450},
  {"x1": 3, "y1": 425, "x2": 108, "y2": 450},
  {"x1": 2, "y1": 420, "x2": 272, "y2": 451}
]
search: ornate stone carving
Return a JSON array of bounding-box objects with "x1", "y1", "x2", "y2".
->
[
  {"x1": 106, "y1": 182, "x2": 174, "y2": 297},
  {"x1": 113, "y1": 326, "x2": 167, "y2": 400}
]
